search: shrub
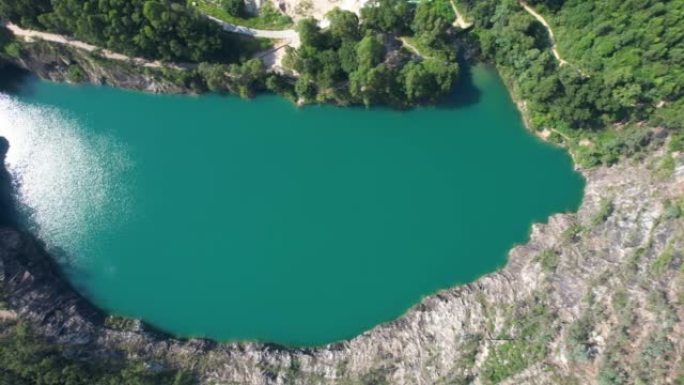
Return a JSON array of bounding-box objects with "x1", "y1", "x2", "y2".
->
[
  {"x1": 66, "y1": 64, "x2": 86, "y2": 83},
  {"x1": 221, "y1": 0, "x2": 245, "y2": 17}
]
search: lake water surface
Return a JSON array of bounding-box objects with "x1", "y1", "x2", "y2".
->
[{"x1": 0, "y1": 65, "x2": 583, "y2": 345}]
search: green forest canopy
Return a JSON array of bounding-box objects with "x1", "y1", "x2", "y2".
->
[
  {"x1": 463, "y1": 0, "x2": 684, "y2": 133},
  {"x1": 283, "y1": 0, "x2": 460, "y2": 106},
  {"x1": 0, "y1": 0, "x2": 240, "y2": 62},
  {"x1": 1, "y1": 0, "x2": 682, "y2": 138}
]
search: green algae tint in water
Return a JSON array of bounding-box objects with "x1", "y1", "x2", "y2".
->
[{"x1": 1, "y1": 66, "x2": 583, "y2": 346}]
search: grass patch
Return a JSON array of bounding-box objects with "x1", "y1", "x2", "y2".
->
[
  {"x1": 651, "y1": 244, "x2": 675, "y2": 276},
  {"x1": 663, "y1": 198, "x2": 684, "y2": 220},
  {"x1": 535, "y1": 249, "x2": 559, "y2": 273},
  {"x1": 655, "y1": 153, "x2": 676, "y2": 179},
  {"x1": 191, "y1": 0, "x2": 293, "y2": 30},
  {"x1": 480, "y1": 301, "x2": 555, "y2": 384},
  {"x1": 591, "y1": 198, "x2": 614, "y2": 226},
  {"x1": 565, "y1": 305, "x2": 601, "y2": 362},
  {"x1": 573, "y1": 126, "x2": 654, "y2": 168},
  {"x1": 66, "y1": 64, "x2": 87, "y2": 83},
  {"x1": 562, "y1": 223, "x2": 584, "y2": 243}
]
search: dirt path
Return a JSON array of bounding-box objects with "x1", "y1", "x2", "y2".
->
[
  {"x1": 400, "y1": 37, "x2": 428, "y2": 58},
  {"x1": 4, "y1": 22, "x2": 194, "y2": 70},
  {"x1": 519, "y1": 1, "x2": 567, "y2": 66},
  {"x1": 205, "y1": 15, "x2": 300, "y2": 47},
  {"x1": 450, "y1": 1, "x2": 473, "y2": 30}
]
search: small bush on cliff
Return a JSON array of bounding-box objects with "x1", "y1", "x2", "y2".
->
[{"x1": 66, "y1": 65, "x2": 86, "y2": 83}]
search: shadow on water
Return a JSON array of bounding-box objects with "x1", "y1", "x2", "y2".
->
[
  {"x1": 0, "y1": 137, "x2": 19, "y2": 227},
  {"x1": 0, "y1": 64, "x2": 37, "y2": 96},
  {"x1": 436, "y1": 60, "x2": 482, "y2": 110}
]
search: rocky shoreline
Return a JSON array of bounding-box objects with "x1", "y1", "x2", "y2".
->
[
  {"x1": 1, "y1": 39, "x2": 193, "y2": 93},
  {"x1": 0, "y1": 120, "x2": 682, "y2": 385}
]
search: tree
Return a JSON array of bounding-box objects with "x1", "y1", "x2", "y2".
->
[
  {"x1": 356, "y1": 33, "x2": 385, "y2": 69},
  {"x1": 326, "y1": 8, "x2": 360, "y2": 44},
  {"x1": 0, "y1": 0, "x2": 51, "y2": 28},
  {"x1": 297, "y1": 17, "x2": 325, "y2": 48},
  {"x1": 0, "y1": 0, "x2": 239, "y2": 62},
  {"x1": 360, "y1": 0, "x2": 414, "y2": 34},
  {"x1": 221, "y1": 0, "x2": 245, "y2": 17},
  {"x1": 412, "y1": 0, "x2": 451, "y2": 48},
  {"x1": 338, "y1": 40, "x2": 359, "y2": 74},
  {"x1": 295, "y1": 74, "x2": 317, "y2": 100}
]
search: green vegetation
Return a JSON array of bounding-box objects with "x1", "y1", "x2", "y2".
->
[
  {"x1": 220, "y1": 0, "x2": 246, "y2": 17},
  {"x1": 0, "y1": 27, "x2": 21, "y2": 58},
  {"x1": 0, "y1": 323, "x2": 195, "y2": 385},
  {"x1": 283, "y1": 0, "x2": 460, "y2": 106},
  {"x1": 191, "y1": 0, "x2": 293, "y2": 30},
  {"x1": 3, "y1": 0, "x2": 680, "y2": 121},
  {"x1": 573, "y1": 125, "x2": 655, "y2": 168},
  {"x1": 565, "y1": 308, "x2": 598, "y2": 361},
  {"x1": 591, "y1": 198, "x2": 614, "y2": 226},
  {"x1": 663, "y1": 198, "x2": 684, "y2": 220},
  {"x1": 548, "y1": 0, "x2": 684, "y2": 128},
  {"x1": 535, "y1": 248, "x2": 559, "y2": 272},
  {"x1": 461, "y1": 0, "x2": 684, "y2": 164},
  {"x1": 650, "y1": 244, "x2": 675, "y2": 276},
  {"x1": 197, "y1": 58, "x2": 267, "y2": 96},
  {"x1": 562, "y1": 223, "x2": 583, "y2": 243},
  {"x1": 0, "y1": 0, "x2": 242, "y2": 62},
  {"x1": 66, "y1": 64, "x2": 86, "y2": 83},
  {"x1": 480, "y1": 299, "x2": 555, "y2": 384}
]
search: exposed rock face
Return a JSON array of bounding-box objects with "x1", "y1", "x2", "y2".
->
[
  {"x1": 1, "y1": 40, "x2": 190, "y2": 93},
  {"x1": 0, "y1": 127, "x2": 681, "y2": 384}
]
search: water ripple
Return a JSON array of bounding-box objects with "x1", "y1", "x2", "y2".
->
[{"x1": 0, "y1": 94, "x2": 130, "y2": 261}]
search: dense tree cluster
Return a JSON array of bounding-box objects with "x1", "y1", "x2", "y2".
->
[
  {"x1": 0, "y1": 0, "x2": 241, "y2": 62},
  {"x1": 283, "y1": 0, "x2": 460, "y2": 106},
  {"x1": 197, "y1": 58, "x2": 268, "y2": 96},
  {"x1": 462, "y1": 0, "x2": 684, "y2": 134},
  {"x1": 547, "y1": 0, "x2": 684, "y2": 131}
]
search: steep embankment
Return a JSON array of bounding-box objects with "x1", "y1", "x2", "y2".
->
[
  {"x1": 0, "y1": 132, "x2": 681, "y2": 384},
  {"x1": 1, "y1": 39, "x2": 192, "y2": 93}
]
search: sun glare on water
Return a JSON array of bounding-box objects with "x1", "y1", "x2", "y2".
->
[{"x1": 0, "y1": 94, "x2": 130, "y2": 260}]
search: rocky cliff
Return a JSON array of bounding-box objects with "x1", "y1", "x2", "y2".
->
[
  {"x1": 1, "y1": 39, "x2": 191, "y2": 93},
  {"x1": 0, "y1": 130, "x2": 682, "y2": 384}
]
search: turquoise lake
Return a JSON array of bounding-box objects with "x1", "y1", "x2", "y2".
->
[{"x1": 0, "y1": 65, "x2": 584, "y2": 346}]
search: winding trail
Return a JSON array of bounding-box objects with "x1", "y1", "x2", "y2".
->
[
  {"x1": 4, "y1": 22, "x2": 193, "y2": 70},
  {"x1": 400, "y1": 37, "x2": 430, "y2": 59},
  {"x1": 4, "y1": 19, "x2": 294, "y2": 72},
  {"x1": 450, "y1": 0, "x2": 473, "y2": 30},
  {"x1": 205, "y1": 15, "x2": 300, "y2": 47},
  {"x1": 519, "y1": 1, "x2": 567, "y2": 66}
]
